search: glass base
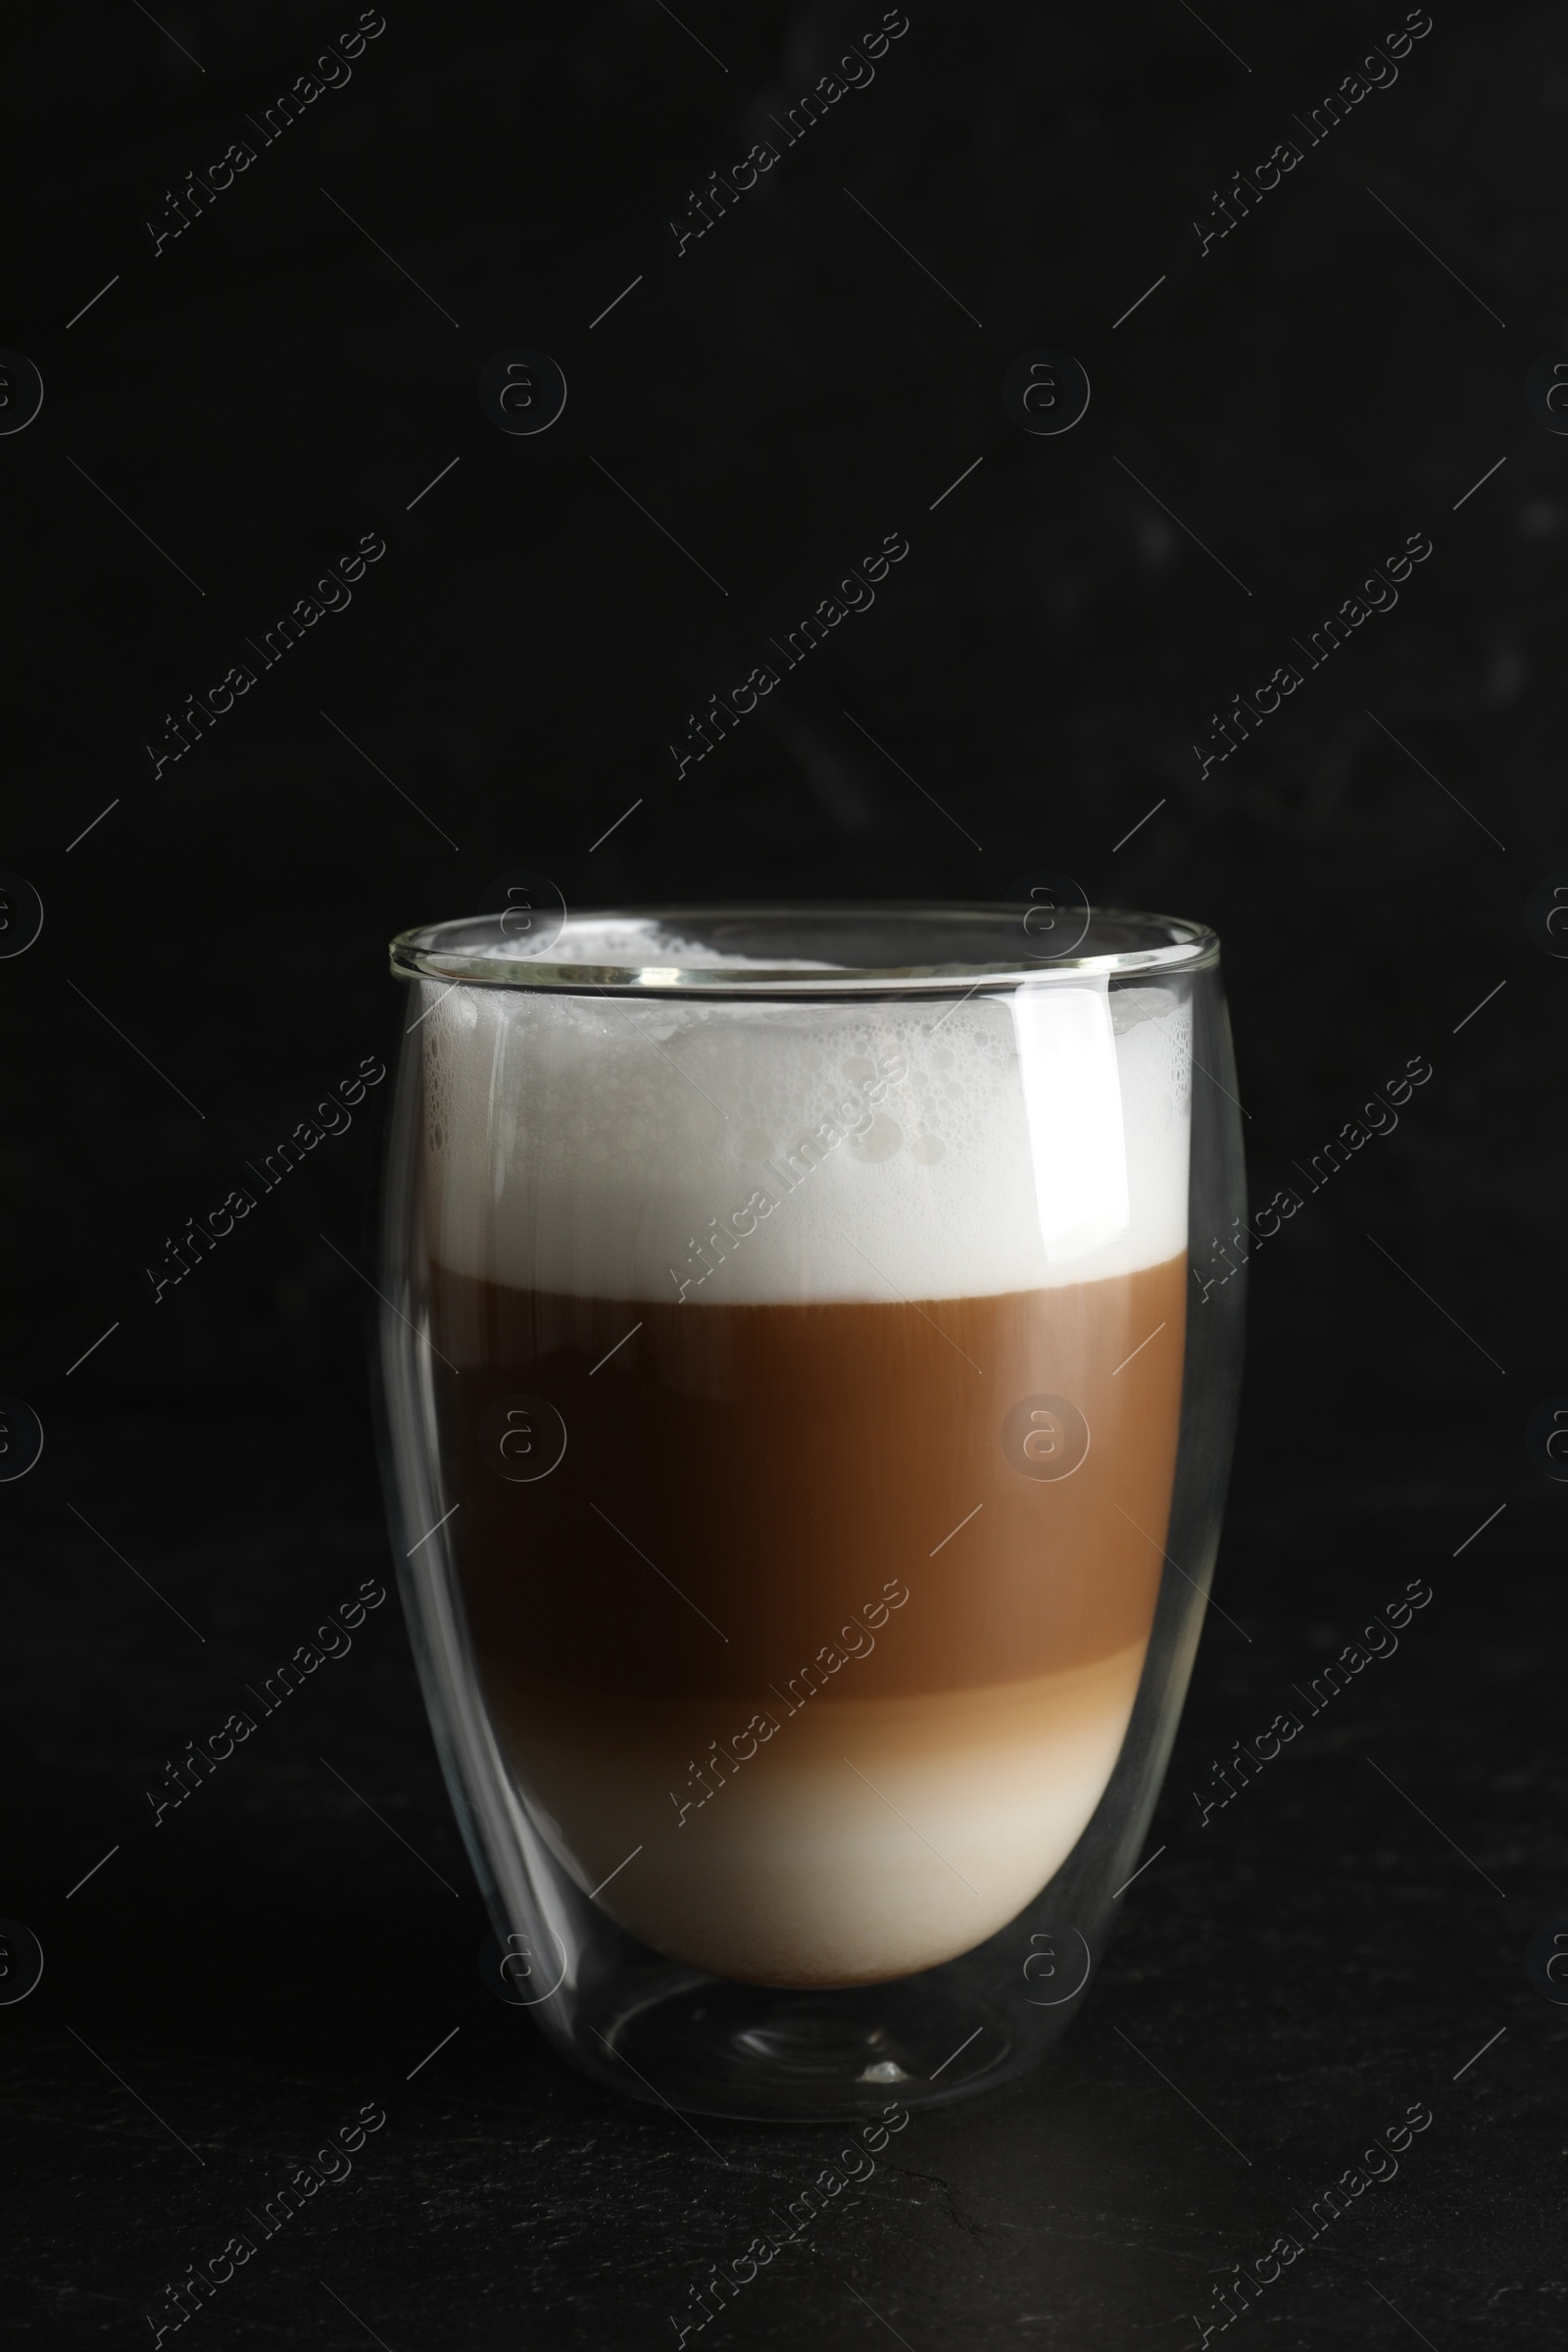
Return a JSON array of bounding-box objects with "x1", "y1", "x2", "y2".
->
[{"x1": 571, "y1": 1970, "x2": 1027, "y2": 2122}]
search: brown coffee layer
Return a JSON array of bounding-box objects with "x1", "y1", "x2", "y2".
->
[{"x1": 429, "y1": 1257, "x2": 1186, "y2": 1705}]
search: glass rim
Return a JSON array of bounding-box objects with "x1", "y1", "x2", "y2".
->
[{"x1": 388, "y1": 903, "x2": 1219, "y2": 998}]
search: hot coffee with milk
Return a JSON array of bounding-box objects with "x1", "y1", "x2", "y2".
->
[{"x1": 418, "y1": 928, "x2": 1191, "y2": 1987}]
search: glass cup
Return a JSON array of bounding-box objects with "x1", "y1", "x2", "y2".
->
[{"x1": 375, "y1": 905, "x2": 1245, "y2": 2120}]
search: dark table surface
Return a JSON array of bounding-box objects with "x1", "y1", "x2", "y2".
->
[{"x1": 5, "y1": 1372, "x2": 1559, "y2": 2351}]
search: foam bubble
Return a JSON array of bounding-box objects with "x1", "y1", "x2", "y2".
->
[
  {"x1": 420, "y1": 957, "x2": 1191, "y2": 1303},
  {"x1": 479, "y1": 919, "x2": 848, "y2": 971}
]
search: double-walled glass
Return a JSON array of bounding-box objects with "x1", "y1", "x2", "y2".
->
[{"x1": 376, "y1": 906, "x2": 1245, "y2": 2120}]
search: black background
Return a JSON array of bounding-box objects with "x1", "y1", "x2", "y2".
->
[{"x1": 3, "y1": 3, "x2": 1563, "y2": 2345}]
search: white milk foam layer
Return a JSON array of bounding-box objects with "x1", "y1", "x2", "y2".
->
[{"x1": 420, "y1": 934, "x2": 1192, "y2": 1302}]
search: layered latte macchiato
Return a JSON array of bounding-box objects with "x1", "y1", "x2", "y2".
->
[{"x1": 418, "y1": 933, "x2": 1191, "y2": 1988}]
